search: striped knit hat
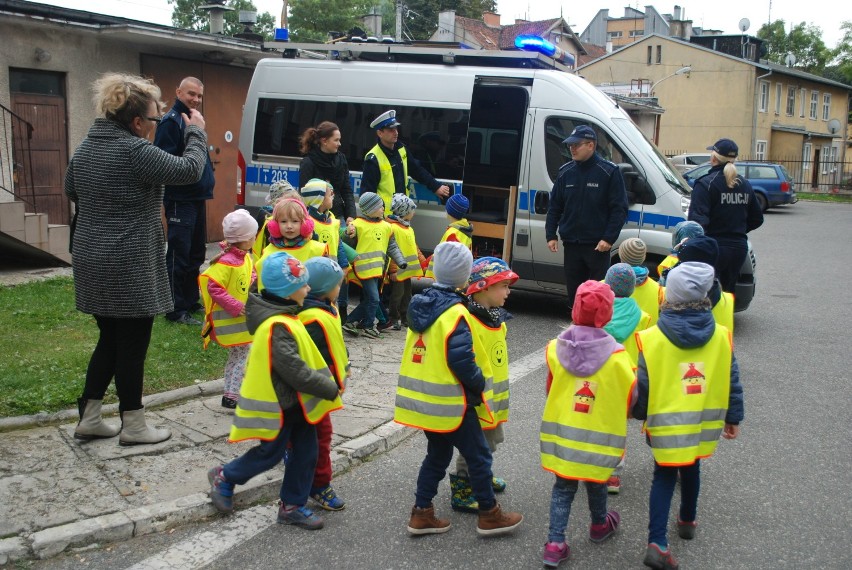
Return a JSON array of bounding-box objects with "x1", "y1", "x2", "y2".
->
[
  {"x1": 301, "y1": 178, "x2": 331, "y2": 209},
  {"x1": 618, "y1": 238, "x2": 647, "y2": 267},
  {"x1": 359, "y1": 192, "x2": 384, "y2": 216}
]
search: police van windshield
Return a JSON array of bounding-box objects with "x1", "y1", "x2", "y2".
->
[{"x1": 611, "y1": 117, "x2": 691, "y2": 196}]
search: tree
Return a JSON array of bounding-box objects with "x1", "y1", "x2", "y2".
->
[
  {"x1": 168, "y1": 0, "x2": 276, "y2": 40},
  {"x1": 831, "y1": 21, "x2": 852, "y2": 85},
  {"x1": 288, "y1": 0, "x2": 374, "y2": 42},
  {"x1": 757, "y1": 19, "x2": 831, "y2": 73}
]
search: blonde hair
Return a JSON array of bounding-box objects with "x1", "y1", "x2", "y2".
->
[
  {"x1": 93, "y1": 73, "x2": 162, "y2": 129},
  {"x1": 711, "y1": 151, "x2": 740, "y2": 189},
  {"x1": 273, "y1": 198, "x2": 307, "y2": 223}
]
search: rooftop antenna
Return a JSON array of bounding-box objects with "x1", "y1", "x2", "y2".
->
[
  {"x1": 739, "y1": 17, "x2": 750, "y2": 59},
  {"x1": 610, "y1": 66, "x2": 618, "y2": 108}
]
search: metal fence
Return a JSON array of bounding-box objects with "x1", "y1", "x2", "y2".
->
[{"x1": 0, "y1": 103, "x2": 36, "y2": 208}]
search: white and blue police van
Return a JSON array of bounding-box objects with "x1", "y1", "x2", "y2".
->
[{"x1": 236, "y1": 40, "x2": 756, "y2": 310}]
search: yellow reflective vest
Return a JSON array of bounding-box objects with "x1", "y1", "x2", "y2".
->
[
  {"x1": 198, "y1": 254, "x2": 253, "y2": 348},
  {"x1": 394, "y1": 303, "x2": 493, "y2": 432},
  {"x1": 352, "y1": 218, "x2": 392, "y2": 281},
  {"x1": 298, "y1": 304, "x2": 350, "y2": 391},
  {"x1": 637, "y1": 324, "x2": 732, "y2": 466},
  {"x1": 657, "y1": 255, "x2": 678, "y2": 277},
  {"x1": 229, "y1": 314, "x2": 343, "y2": 442},
  {"x1": 367, "y1": 143, "x2": 408, "y2": 216},
  {"x1": 425, "y1": 221, "x2": 473, "y2": 279},
  {"x1": 632, "y1": 278, "x2": 664, "y2": 326},
  {"x1": 389, "y1": 220, "x2": 423, "y2": 281},
  {"x1": 251, "y1": 215, "x2": 272, "y2": 261},
  {"x1": 540, "y1": 340, "x2": 635, "y2": 482},
  {"x1": 469, "y1": 316, "x2": 510, "y2": 426},
  {"x1": 312, "y1": 213, "x2": 340, "y2": 260},
  {"x1": 712, "y1": 292, "x2": 735, "y2": 333},
  {"x1": 622, "y1": 310, "x2": 652, "y2": 366},
  {"x1": 256, "y1": 240, "x2": 328, "y2": 292}
]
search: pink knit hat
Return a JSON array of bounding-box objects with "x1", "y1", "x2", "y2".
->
[
  {"x1": 222, "y1": 209, "x2": 258, "y2": 243},
  {"x1": 571, "y1": 280, "x2": 614, "y2": 327}
]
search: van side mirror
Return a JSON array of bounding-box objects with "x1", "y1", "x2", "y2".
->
[
  {"x1": 618, "y1": 163, "x2": 656, "y2": 206},
  {"x1": 534, "y1": 190, "x2": 549, "y2": 214}
]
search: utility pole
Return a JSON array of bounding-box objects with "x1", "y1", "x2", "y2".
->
[
  {"x1": 281, "y1": 0, "x2": 288, "y2": 29},
  {"x1": 396, "y1": 0, "x2": 403, "y2": 42}
]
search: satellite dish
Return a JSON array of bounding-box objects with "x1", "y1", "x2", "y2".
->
[
  {"x1": 738, "y1": 18, "x2": 750, "y2": 32},
  {"x1": 828, "y1": 119, "x2": 841, "y2": 134},
  {"x1": 785, "y1": 53, "x2": 797, "y2": 67}
]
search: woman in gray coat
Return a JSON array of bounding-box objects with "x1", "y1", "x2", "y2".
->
[{"x1": 66, "y1": 73, "x2": 208, "y2": 445}]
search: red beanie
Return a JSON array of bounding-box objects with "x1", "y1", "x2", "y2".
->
[{"x1": 571, "y1": 280, "x2": 614, "y2": 327}]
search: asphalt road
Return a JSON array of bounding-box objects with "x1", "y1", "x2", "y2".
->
[{"x1": 31, "y1": 201, "x2": 852, "y2": 569}]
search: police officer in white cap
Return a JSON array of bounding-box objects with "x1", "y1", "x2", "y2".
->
[{"x1": 361, "y1": 110, "x2": 451, "y2": 215}]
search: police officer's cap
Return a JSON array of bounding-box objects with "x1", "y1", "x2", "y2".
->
[
  {"x1": 562, "y1": 125, "x2": 597, "y2": 145},
  {"x1": 706, "y1": 138, "x2": 738, "y2": 158},
  {"x1": 370, "y1": 110, "x2": 401, "y2": 130}
]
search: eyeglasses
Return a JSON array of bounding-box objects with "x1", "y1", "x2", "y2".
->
[{"x1": 145, "y1": 116, "x2": 163, "y2": 124}]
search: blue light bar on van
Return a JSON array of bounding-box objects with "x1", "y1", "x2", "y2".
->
[
  {"x1": 273, "y1": 27, "x2": 289, "y2": 41},
  {"x1": 514, "y1": 35, "x2": 575, "y2": 67}
]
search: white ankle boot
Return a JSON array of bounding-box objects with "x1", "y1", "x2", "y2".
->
[
  {"x1": 74, "y1": 398, "x2": 120, "y2": 441},
  {"x1": 118, "y1": 408, "x2": 172, "y2": 446}
]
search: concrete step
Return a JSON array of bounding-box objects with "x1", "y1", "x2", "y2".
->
[
  {"x1": 24, "y1": 212, "x2": 49, "y2": 249},
  {"x1": 47, "y1": 224, "x2": 70, "y2": 256},
  {"x1": 0, "y1": 201, "x2": 25, "y2": 234}
]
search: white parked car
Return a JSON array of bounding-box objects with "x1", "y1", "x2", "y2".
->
[{"x1": 669, "y1": 153, "x2": 712, "y2": 174}]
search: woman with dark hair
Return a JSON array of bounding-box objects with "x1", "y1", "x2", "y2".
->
[
  {"x1": 298, "y1": 122, "x2": 356, "y2": 225},
  {"x1": 65, "y1": 72, "x2": 208, "y2": 446}
]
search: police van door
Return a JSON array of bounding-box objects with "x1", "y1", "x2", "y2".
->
[{"x1": 461, "y1": 77, "x2": 532, "y2": 273}]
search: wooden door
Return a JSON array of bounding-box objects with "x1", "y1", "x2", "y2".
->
[{"x1": 11, "y1": 93, "x2": 69, "y2": 224}]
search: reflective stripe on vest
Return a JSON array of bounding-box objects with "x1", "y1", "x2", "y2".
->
[
  {"x1": 298, "y1": 305, "x2": 350, "y2": 390},
  {"x1": 390, "y1": 221, "x2": 423, "y2": 281},
  {"x1": 631, "y1": 278, "x2": 663, "y2": 326},
  {"x1": 638, "y1": 324, "x2": 732, "y2": 466},
  {"x1": 622, "y1": 311, "x2": 652, "y2": 366},
  {"x1": 394, "y1": 304, "x2": 491, "y2": 432},
  {"x1": 198, "y1": 254, "x2": 253, "y2": 348},
  {"x1": 256, "y1": 240, "x2": 328, "y2": 292},
  {"x1": 313, "y1": 214, "x2": 340, "y2": 259},
  {"x1": 470, "y1": 317, "x2": 509, "y2": 426},
  {"x1": 352, "y1": 218, "x2": 391, "y2": 280},
  {"x1": 712, "y1": 292, "x2": 735, "y2": 333},
  {"x1": 367, "y1": 144, "x2": 408, "y2": 215},
  {"x1": 425, "y1": 225, "x2": 473, "y2": 279},
  {"x1": 540, "y1": 339, "x2": 635, "y2": 482}
]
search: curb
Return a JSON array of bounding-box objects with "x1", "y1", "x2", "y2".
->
[{"x1": 5, "y1": 419, "x2": 416, "y2": 562}]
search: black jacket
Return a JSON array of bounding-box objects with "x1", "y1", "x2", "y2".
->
[
  {"x1": 688, "y1": 165, "x2": 764, "y2": 240},
  {"x1": 154, "y1": 99, "x2": 215, "y2": 202},
  {"x1": 545, "y1": 152, "x2": 628, "y2": 245},
  {"x1": 299, "y1": 148, "x2": 356, "y2": 220},
  {"x1": 361, "y1": 141, "x2": 442, "y2": 198}
]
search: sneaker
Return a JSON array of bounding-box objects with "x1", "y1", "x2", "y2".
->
[
  {"x1": 492, "y1": 476, "x2": 507, "y2": 493},
  {"x1": 221, "y1": 396, "x2": 237, "y2": 409},
  {"x1": 359, "y1": 325, "x2": 381, "y2": 339},
  {"x1": 172, "y1": 313, "x2": 202, "y2": 326},
  {"x1": 207, "y1": 466, "x2": 234, "y2": 514},
  {"x1": 542, "y1": 541, "x2": 570, "y2": 567},
  {"x1": 376, "y1": 320, "x2": 394, "y2": 333},
  {"x1": 277, "y1": 504, "x2": 324, "y2": 530},
  {"x1": 311, "y1": 485, "x2": 346, "y2": 511},
  {"x1": 607, "y1": 475, "x2": 621, "y2": 494},
  {"x1": 391, "y1": 319, "x2": 403, "y2": 331},
  {"x1": 643, "y1": 543, "x2": 679, "y2": 569},
  {"x1": 677, "y1": 518, "x2": 697, "y2": 540},
  {"x1": 407, "y1": 504, "x2": 451, "y2": 535},
  {"x1": 341, "y1": 321, "x2": 361, "y2": 337},
  {"x1": 589, "y1": 510, "x2": 620, "y2": 542},
  {"x1": 476, "y1": 503, "x2": 523, "y2": 536}
]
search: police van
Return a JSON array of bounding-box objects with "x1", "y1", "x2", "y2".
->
[{"x1": 237, "y1": 42, "x2": 756, "y2": 311}]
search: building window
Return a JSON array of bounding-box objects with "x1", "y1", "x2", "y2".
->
[
  {"x1": 647, "y1": 46, "x2": 652, "y2": 65},
  {"x1": 802, "y1": 142, "x2": 812, "y2": 171},
  {"x1": 774, "y1": 83, "x2": 782, "y2": 115},
  {"x1": 822, "y1": 93, "x2": 831, "y2": 121},
  {"x1": 608, "y1": 31, "x2": 623, "y2": 39},
  {"x1": 759, "y1": 81, "x2": 769, "y2": 112},
  {"x1": 656, "y1": 45, "x2": 662, "y2": 64},
  {"x1": 799, "y1": 88, "x2": 806, "y2": 117},
  {"x1": 786, "y1": 85, "x2": 796, "y2": 116},
  {"x1": 821, "y1": 145, "x2": 832, "y2": 174},
  {"x1": 810, "y1": 91, "x2": 818, "y2": 119},
  {"x1": 629, "y1": 29, "x2": 644, "y2": 37},
  {"x1": 755, "y1": 140, "x2": 767, "y2": 160}
]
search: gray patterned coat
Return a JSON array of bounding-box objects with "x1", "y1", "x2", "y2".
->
[{"x1": 65, "y1": 118, "x2": 208, "y2": 318}]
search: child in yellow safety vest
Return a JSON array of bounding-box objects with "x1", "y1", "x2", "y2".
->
[
  {"x1": 425, "y1": 193, "x2": 473, "y2": 278},
  {"x1": 386, "y1": 194, "x2": 427, "y2": 330},
  {"x1": 618, "y1": 237, "x2": 664, "y2": 325},
  {"x1": 669, "y1": 235, "x2": 735, "y2": 334},
  {"x1": 448, "y1": 257, "x2": 519, "y2": 513},
  {"x1": 207, "y1": 251, "x2": 343, "y2": 530},
  {"x1": 199, "y1": 209, "x2": 259, "y2": 409},
  {"x1": 633, "y1": 262, "x2": 743, "y2": 570},
  {"x1": 252, "y1": 179, "x2": 301, "y2": 260},
  {"x1": 541, "y1": 280, "x2": 636, "y2": 568},
  {"x1": 300, "y1": 257, "x2": 349, "y2": 513},
  {"x1": 395, "y1": 242, "x2": 523, "y2": 537}
]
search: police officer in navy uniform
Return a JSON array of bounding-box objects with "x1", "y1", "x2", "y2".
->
[
  {"x1": 545, "y1": 125, "x2": 628, "y2": 310},
  {"x1": 361, "y1": 110, "x2": 451, "y2": 213},
  {"x1": 154, "y1": 77, "x2": 215, "y2": 325},
  {"x1": 688, "y1": 138, "x2": 763, "y2": 293}
]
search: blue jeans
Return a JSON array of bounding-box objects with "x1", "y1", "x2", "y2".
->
[
  {"x1": 648, "y1": 460, "x2": 701, "y2": 548},
  {"x1": 337, "y1": 279, "x2": 349, "y2": 321},
  {"x1": 548, "y1": 476, "x2": 609, "y2": 543},
  {"x1": 415, "y1": 407, "x2": 495, "y2": 511},
  {"x1": 346, "y1": 277, "x2": 380, "y2": 328},
  {"x1": 222, "y1": 406, "x2": 318, "y2": 506}
]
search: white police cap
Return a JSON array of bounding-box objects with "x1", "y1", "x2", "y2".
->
[{"x1": 370, "y1": 110, "x2": 401, "y2": 130}]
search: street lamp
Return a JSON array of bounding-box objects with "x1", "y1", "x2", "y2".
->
[{"x1": 650, "y1": 66, "x2": 692, "y2": 95}]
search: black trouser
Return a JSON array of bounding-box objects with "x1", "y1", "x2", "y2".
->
[
  {"x1": 82, "y1": 315, "x2": 154, "y2": 412},
  {"x1": 388, "y1": 279, "x2": 412, "y2": 323},
  {"x1": 713, "y1": 236, "x2": 747, "y2": 294},
  {"x1": 563, "y1": 242, "x2": 610, "y2": 310},
  {"x1": 165, "y1": 199, "x2": 207, "y2": 320}
]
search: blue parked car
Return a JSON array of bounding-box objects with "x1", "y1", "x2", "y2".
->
[{"x1": 682, "y1": 161, "x2": 798, "y2": 212}]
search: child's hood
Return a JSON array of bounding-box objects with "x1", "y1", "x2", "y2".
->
[
  {"x1": 302, "y1": 294, "x2": 338, "y2": 317},
  {"x1": 449, "y1": 218, "x2": 473, "y2": 237},
  {"x1": 656, "y1": 304, "x2": 716, "y2": 349},
  {"x1": 407, "y1": 286, "x2": 465, "y2": 333},
  {"x1": 603, "y1": 297, "x2": 642, "y2": 343},
  {"x1": 555, "y1": 325, "x2": 621, "y2": 377},
  {"x1": 245, "y1": 292, "x2": 300, "y2": 335}
]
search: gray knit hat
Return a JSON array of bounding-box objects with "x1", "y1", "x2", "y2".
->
[
  {"x1": 618, "y1": 238, "x2": 647, "y2": 266},
  {"x1": 359, "y1": 192, "x2": 384, "y2": 216},
  {"x1": 665, "y1": 262, "x2": 714, "y2": 303},
  {"x1": 432, "y1": 241, "x2": 473, "y2": 288}
]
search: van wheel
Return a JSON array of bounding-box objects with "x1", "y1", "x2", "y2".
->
[{"x1": 756, "y1": 193, "x2": 768, "y2": 212}]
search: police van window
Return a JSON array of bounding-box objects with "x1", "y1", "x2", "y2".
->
[
  {"x1": 252, "y1": 98, "x2": 468, "y2": 179},
  {"x1": 543, "y1": 118, "x2": 627, "y2": 182}
]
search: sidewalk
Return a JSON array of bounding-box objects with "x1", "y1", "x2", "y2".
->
[{"x1": 0, "y1": 328, "x2": 411, "y2": 564}]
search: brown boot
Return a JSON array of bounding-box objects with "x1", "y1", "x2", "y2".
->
[
  {"x1": 407, "y1": 504, "x2": 451, "y2": 535},
  {"x1": 477, "y1": 503, "x2": 523, "y2": 536}
]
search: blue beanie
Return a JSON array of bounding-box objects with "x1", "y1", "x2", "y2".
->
[
  {"x1": 672, "y1": 220, "x2": 705, "y2": 250},
  {"x1": 446, "y1": 194, "x2": 469, "y2": 220},
  {"x1": 359, "y1": 192, "x2": 384, "y2": 216},
  {"x1": 678, "y1": 235, "x2": 719, "y2": 266},
  {"x1": 260, "y1": 252, "x2": 309, "y2": 299},
  {"x1": 304, "y1": 257, "x2": 344, "y2": 296}
]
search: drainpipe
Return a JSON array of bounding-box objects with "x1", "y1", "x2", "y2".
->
[{"x1": 752, "y1": 68, "x2": 772, "y2": 157}]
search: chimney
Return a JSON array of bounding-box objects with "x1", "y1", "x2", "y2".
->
[
  {"x1": 515, "y1": 18, "x2": 529, "y2": 25},
  {"x1": 673, "y1": 5, "x2": 681, "y2": 20},
  {"x1": 438, "y1": 10, "x2": 456, "y2": 41},
  {"x1": 363, "y1": 7, "x2": 382, "y2": 37},
  {"x1": 201, "y1": 1, "x2": 233, "y2": 35},
  {"x1": 482, "y1": 11, "x2": 500, "y2": 27}
]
